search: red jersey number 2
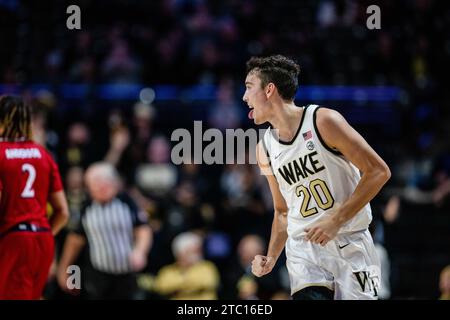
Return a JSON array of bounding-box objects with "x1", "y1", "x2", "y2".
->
[{"x1": 21, "y1": 163, "x2": 36, "y2": 198}]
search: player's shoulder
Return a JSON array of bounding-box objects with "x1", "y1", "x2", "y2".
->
[
  {"x1": 314, "y1": 106, "x2": 355, "y2": 153},
  {"x1": 315, "y1": 106, "x2": 343, "y2": 120},
  {"x1": 314, "y1": 106, "x2": 347, "y2": 130}
]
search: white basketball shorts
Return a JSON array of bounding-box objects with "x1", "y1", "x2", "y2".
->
[{"x1": 285, "y1": 229, "x2": 381, "y2": 300}]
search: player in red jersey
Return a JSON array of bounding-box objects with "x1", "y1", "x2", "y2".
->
[{"x1": 0, "y1": 95, "x2": 69, "y2": 299}]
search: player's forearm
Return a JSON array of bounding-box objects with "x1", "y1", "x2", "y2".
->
[
  {"x1": 49, "y1": 208, "x2": 69, "y2": 236},
  {"x1": 266, "y1": 211, "x2": 288, "y2": 261},
  {"x1": 333, "y1": 165, "x2": 391, "y2": 226},
  {"x1": 48, "y1": 190, "x2": 70, "y2": 236}
]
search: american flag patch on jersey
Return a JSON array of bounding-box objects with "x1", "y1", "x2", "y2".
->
[{"x1": 303, "y1": 130, "x2": 312, "y2": 140}]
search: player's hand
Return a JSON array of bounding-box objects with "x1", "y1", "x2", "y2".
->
[
  {"x1": 251, "y1": 255, "x2": 275, "y2": 277},
  {"x1": 304, "y1": 213, "x2": 341, "y2": 246},
  {"x1": 129, "y1": 249, "x2": 147, "y2": 272}
]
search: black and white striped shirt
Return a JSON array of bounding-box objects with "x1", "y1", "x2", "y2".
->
[{"x1": 75, "y1": 193, "x2": 147, "y2": 274}]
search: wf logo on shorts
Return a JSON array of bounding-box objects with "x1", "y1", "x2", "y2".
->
[{"x1": 354, "y1": 270, "x2": 380, "y2": 297}]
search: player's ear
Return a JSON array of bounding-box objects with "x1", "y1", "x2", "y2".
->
[{"x1": 265, "y1": 83, "x2": 275, "y2": 98}]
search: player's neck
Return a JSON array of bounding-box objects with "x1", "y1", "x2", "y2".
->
[{"x1": 269, "y1": 102, "x2": 303, "y2": 142}]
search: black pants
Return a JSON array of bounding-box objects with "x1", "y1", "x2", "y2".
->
[{"x1": 83, "y1": 265, "x2": 137, "y2": 300}]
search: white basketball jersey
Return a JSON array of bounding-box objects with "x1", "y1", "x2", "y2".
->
[{"x1": 262, "y1": 104, "x2": 372, "y2": 239}]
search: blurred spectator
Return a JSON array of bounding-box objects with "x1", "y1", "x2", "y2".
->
[
  {"x1": 69, "y1": 57, "x2": 96, "y2": 84},
  {"x1": 32, "y1": 107, "x2": 50, "y2": 147},
  {"x1": 101, "y1": 40, "x2": 140, "y2": 83},
  {"x1": 57, "y1": 162, "x2": 152, "y2": 299},
  {"x1": 128, "y1": 102, "x2": 156, "y2": 165},
  {"x1": 220, "y1": 164, "x2": 269, "y2": 241},
  {"x1": 153, "y1": 231, "x2": 220, "y2": 299},
  {"x1": 222, "y1": 234, "x2": 289, "y2": 300},
  {"x1": 64, "y1": 166, "x2": 87, "y2": 232},
  {"x1": 222, "y1": 234, "x2": 264, "y2": 299},
  {"x1": 220, "y1": 164, "x2": 252, "y2": 208},
  {"x1": 30, "y1": 91, "x2": 59, "y2": 151},
  {"x1": 165, "y1": 180, "x2": 211, "y2": 236},
  {"x1": 439, "y1": 265, "x2": 450, "y2": 300},
  {"x1": 208, "y1": 78, "x2": 243, "y2": 131},
  {"x1": 104, "y1": 123, "x2": 131, "y2": 169},
  {"x1": 134, "y1": 135, "x2": 177, "y2": 198},
  {"x1": 59, "y1": 122, "x2": 95, "y2": 175},
  {"x1": 178, "y1": 162, "x2": 208, "y2": 198}
]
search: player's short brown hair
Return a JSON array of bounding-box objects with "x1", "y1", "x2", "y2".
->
[
  {"x1": 0, "y1": 95, "x2": 32, "y2": 141},
  {"x1": 246, "y1": 55, "x2": 300, "y2": 101}
]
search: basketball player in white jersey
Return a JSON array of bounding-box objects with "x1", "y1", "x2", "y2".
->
[{"x1": 244, "y1": 55, "x2": 391, "y2": 300}]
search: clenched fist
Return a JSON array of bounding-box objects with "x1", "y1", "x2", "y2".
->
[{"x1": 251, "y1": 255, "x2": 275, "y2": 277}]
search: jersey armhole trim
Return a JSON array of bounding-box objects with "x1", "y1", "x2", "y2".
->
[{"x1": 313, "y1": 107, "x2": 343, "y2": 156}]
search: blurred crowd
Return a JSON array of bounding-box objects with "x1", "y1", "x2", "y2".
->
[{"x1": 0, "y1": 0, "x2": 449, "y2": 299}]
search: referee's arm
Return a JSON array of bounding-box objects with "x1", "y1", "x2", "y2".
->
[
  {"x1": 130, "y1": 222, "x2": 152, "y2": 272},
  {"x1": 126, "y1": 194, "x2": 153, "y2": 272}
]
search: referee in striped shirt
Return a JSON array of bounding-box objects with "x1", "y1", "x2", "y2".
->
[{"x1": 57, "y1": 162, "x2": 152, "y2": 299}]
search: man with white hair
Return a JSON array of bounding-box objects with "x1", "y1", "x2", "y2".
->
[
  {"x1": 57, "y1": 162, "x2": 152, "y2": 299},
  {"x1": 154, "y1": 231, "x2": 220, "y2": 300},
  {"x1": 171, "y1": 232, "x2": 203, "y2": 265}
]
